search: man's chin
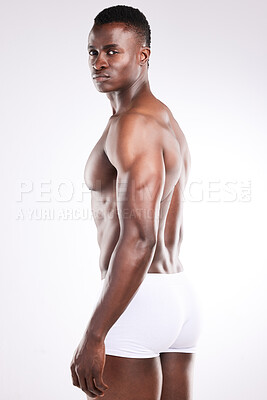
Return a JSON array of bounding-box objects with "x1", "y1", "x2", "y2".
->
[
  {"x1": 96, "y1": 87, "x2": 113, "y2": 93},
  {"x1": 94, "y1": 85, "x2": 117, "y2": 93}
]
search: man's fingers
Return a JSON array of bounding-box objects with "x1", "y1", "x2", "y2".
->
[
  {"x1": 87, "y1": 394, "x2": 97, "y2": 399},
  {"x1": 86, "y1": 388, "x2": 97, "y2": 399},
  {"x1": 75, "y1": 369, "x2": 103, "y2": 397},
  {"x1": 86, "y1": 376, "x2": 106, "y2": 397},
  {"x1": 76, "y1": 374, "x2": 89, "y2": 395},
  {"x1": 77, "y1": 375, "x2": 97, "y2": 398},
  {"x1": 70, "y1": 364, "x2": 80, "y2": 387},
  {"x1": 93, "y1": 374, "x2": 109, "y2": 392}
]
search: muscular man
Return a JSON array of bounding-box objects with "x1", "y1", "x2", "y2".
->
[{"x1": 70, "y1": 5, "x2": 201, "y2": 400}]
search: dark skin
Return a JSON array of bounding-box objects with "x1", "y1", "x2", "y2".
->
[{"x1": 70, "y1": 22, "x2": 195, "y2": 399}]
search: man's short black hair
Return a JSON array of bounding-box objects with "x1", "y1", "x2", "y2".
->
[{"x1": 94, "y1": 5, "x2": 151, "y2": 51}]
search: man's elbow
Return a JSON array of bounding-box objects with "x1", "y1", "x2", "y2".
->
[
  {"x1": 135, "y1": 235, "x2": 157, "y2": 251},
  {"x1": 122, "y1": 226, "x2": 157, "y2": 251}
]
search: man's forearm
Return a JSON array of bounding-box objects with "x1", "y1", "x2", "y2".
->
[{"x1": 85, "y1": 236, "x2": 156, "y2": 340}]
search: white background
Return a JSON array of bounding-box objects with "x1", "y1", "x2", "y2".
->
[{"x1": 1, "y1": 0, "x2": 267, "y2": 399}]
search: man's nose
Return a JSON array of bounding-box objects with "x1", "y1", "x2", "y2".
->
[{"x1": 92, "y1": 53, "x2": 108, "y2": 70}]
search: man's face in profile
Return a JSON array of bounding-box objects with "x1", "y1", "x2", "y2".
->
[{"x1": 88, "y1": 22, "x2": 143, "y2": 93}]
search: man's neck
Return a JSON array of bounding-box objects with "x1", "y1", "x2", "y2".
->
[{"x1": 106, "y1": 75, "x2": 152, "y2": 116}]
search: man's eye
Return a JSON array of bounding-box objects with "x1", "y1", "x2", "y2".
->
[{"x1": 88, "y1": 49, "x2": 118, "y2": 56}]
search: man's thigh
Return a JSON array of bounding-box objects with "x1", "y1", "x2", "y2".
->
[
  {"x1": 87, "y1": 354, "x2": 163, "y2": 400},
  {"x1": 160, "y1": 352, "x2": 195, "y2": 400}
]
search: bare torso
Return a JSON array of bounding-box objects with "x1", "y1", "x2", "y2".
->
[{"x1": 84, "y1": 96, "x2": 191, "y2": 279}]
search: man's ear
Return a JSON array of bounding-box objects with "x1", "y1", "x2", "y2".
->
[{"x1": 140, "y1": 47, "x2": 151, "y2": 66}]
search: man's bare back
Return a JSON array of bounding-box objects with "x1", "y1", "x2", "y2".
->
[{"x1": 84, "y1": 96, "x2": 191, "y2": 278}]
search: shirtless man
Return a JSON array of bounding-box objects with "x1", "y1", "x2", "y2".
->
[{"x1": 70, "y1": 5, "x2": 201, "y2": 400}]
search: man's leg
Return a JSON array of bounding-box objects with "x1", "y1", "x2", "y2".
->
[
  {"x1": 159, "y1": 352, "x2": 195, "y2": 400},
  {"x1": 87, "y1": 354, "x2": 163, "y2": 400}
]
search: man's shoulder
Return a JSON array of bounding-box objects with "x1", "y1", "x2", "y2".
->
[
  {"x1": 116, "y1": 110, "x2": 156, "y2": 131},
  {"x1": 105, "y1": 110, "x2": 163, "y2": 170},
  {"x1": 107, "y1": 111, "x2": 156, "y2": 146},
  {"x1": 111, "y1": 103, "x2": 172, "y2": 137}
]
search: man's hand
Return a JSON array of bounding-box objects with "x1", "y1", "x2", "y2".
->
[{"x1": 70, "y1": 334, "x2": 109, "y2": 398}]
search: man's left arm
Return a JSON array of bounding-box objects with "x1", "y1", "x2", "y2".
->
[{"x1": 70, "y1": 115, "x2": 165, "y2": 398}]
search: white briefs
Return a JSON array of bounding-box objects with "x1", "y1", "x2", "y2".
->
[{"x1": 97, "y1": 271, "x2": 202, "y2": 359}]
